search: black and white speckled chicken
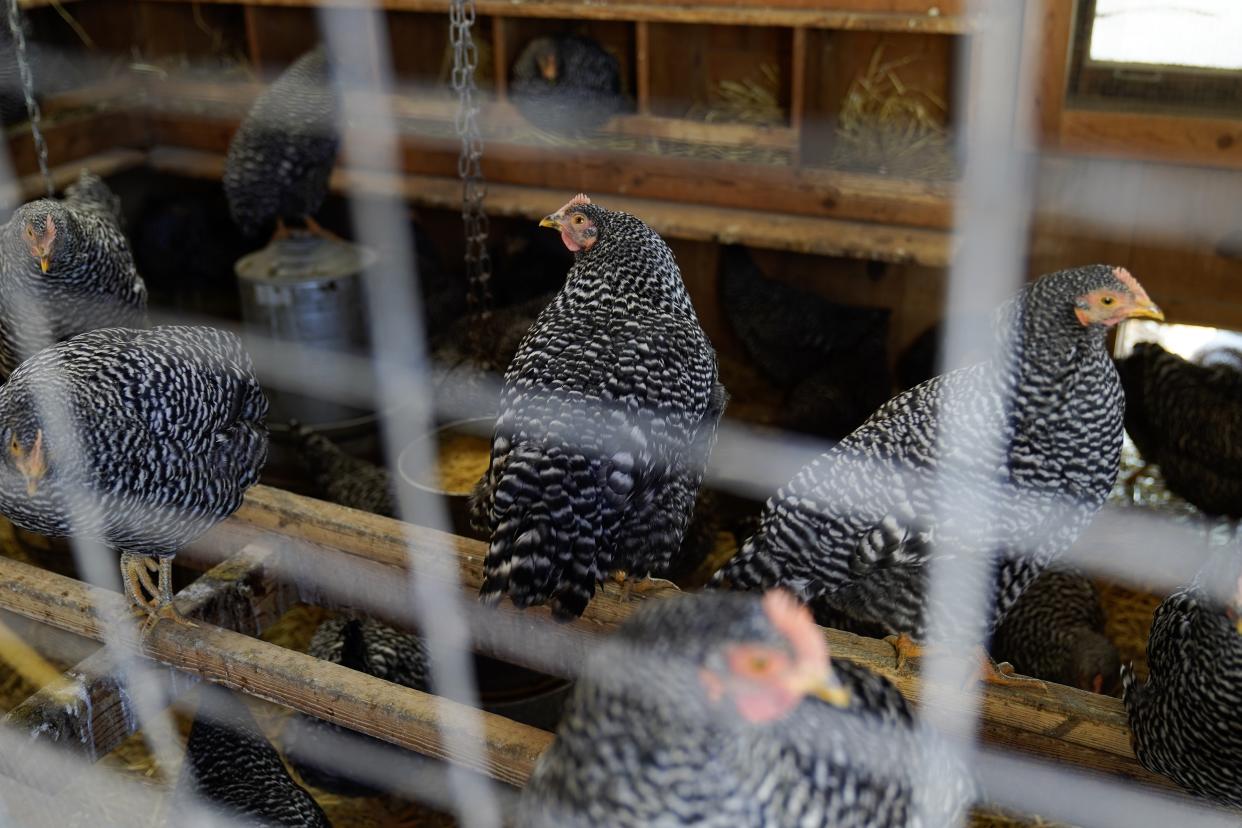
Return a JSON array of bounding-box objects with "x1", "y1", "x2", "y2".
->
[
  {"x1": 990, "y1": 567, "x2": 1120, "y2": 693},
  {"x1": 1116, "y1": 342, "x2": 1242, "y2": 517},
  {"x1": 288, "y1": 421, "x2": 394, "y2": 517},
  {"x1": 0, "y1": 171, "x2": 147, "y2": 378},
  {"x1": 0, "y1": 326, "x2": 267, "y2": 624},
  {"x1": 510, "y1": 35, "x2": 626, "y2": 135},
  {"x1": 519, "y1": 590, "x2": 972, "y2": 827},
  {"x1": 719, "y1": 245, "x2": 891, "y2": 440},
  {"x1": 224, "y1": 47, "x2": 338, "y2": 242},
  {"x1": 283, "y1": 616, "x2": 429, "y2": 795},
  {"x1": 715, "y1": 267, "x2": 1162, "y2": 682},
  {"x1": 175, "y1": 685, "x2": 331, "y2": 827},
  {"x1": 472, "y1": 195, "x2": 725, "y2": 619},
  {"x1": 1124, "y1": 551, "x2": 1242, "y2": 807}
]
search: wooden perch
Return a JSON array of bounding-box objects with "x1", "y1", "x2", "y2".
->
[
  {"x1": 0, "y1": 553, "x2": 552, "y2": 788},
  {"x1": 0, "y1": 542, "x2": 297, "y2": 790},
  {"x1": 216, "y1": 485, "x2": 1170, "y2": 789}
]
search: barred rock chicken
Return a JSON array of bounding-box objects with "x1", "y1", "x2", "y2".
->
[
  {"x1": 990, "y1": 567, "x2": 1120, "y2": 693},
  {"x1": 1116, "y1": 342, "x2": 1242, "y2": 517},
  {"x1": 716, "y1": 266, "x2": 1162, "y2": 681},
  {"x1": 284, "y1": 616, "x2": 429, "y2": 795},
  {"x1": 0, "y1": 326, "x2": 267, "y2": 624},
  {"x1": 510, "y1": 35, "x2": 626, "y2": 135},
  {"x1": 719, "y1": 245, "x2": 891, "y2": 440},
  {"x1": 0, "y1": 171, "x2": 147, "y2": 378},
  {"x1": 289, "y1": 421, "x2": 395, "y2": 517},
  {"x1": 1124, "y1": 552, "x2": 1242, "y2": 807},
  {"x1": 471, "y1": 195, "x2": 725, "y2": 619},
  {"x1": 519, "y1": 591, "x2": 972, "y2": 828},
  {"x1": 175, "y1": 685, "x2": 331, "y2": 827},
  {"x1": 224, "y1": 47, "x2": 339, "y2": 242}
]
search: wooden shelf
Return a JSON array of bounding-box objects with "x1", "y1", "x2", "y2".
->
[
  {"x1": 141, "y1": 0, "x2": 974, "y2": 33},
  {"x1": 147, "y1": 145, "x2": 954, "y2": 265}
]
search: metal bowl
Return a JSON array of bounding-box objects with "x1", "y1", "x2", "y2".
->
[{"x1": 396, "y1": 417, "x2": 494, "y2": 541}]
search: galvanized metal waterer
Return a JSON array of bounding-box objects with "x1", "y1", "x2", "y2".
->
[{"x1": 235, "y1": 232, "x2": 379, "y2": 425}]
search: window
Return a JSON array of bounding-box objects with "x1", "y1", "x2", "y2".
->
[{"x1": 1068, "y1": 0, "x2": 1242, "y2": 115}]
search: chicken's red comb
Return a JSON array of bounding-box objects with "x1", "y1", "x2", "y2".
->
[
  {"x1": 553, "y1": 193, "x2": 591, "y2": 215},
  {"x1": 1113, "y1": 267, "x2": 1149, "y2": 301},
  {"x1": 762, "y1": 590, "x2": 828, "y2": 670}
]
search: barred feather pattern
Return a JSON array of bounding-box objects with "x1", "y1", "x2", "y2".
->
[
  {"x1": 519, "y1": 593, "x2": 972, "y2": 827},
  {"x1": 716, "y1": 266, "x2": 1132, "y2": 644},
  {"x1": 290, "y1": 423, "x2": 395, "y2": 517},
  {"x1": 473, "y1": 202, "x2": 723, "y2": 619},
  {"x1": 1117, "y1": 342, "x2": 1242, "y2": 517},
  {"x1": 175, "y1": 688, "x2": 331, "y2": 827},
  {"x1": 223, "y1": 47, "x2": 338, "y2": 237},
  {"x1": 989, "y1": 567, "x2": 1120, "y2": 692},
  {"x1": 0, "y1": 326, "x2": 268, "y2": 557},
  {"x1": 1123, "y1": 554, "x2": 1242, "y2": 807},
  {"x1": 284, "y1": 617, "x2": 429, "y2": 795},
  {"x1": 0, "y1": 171, "x2": 148, "y2": 377}
]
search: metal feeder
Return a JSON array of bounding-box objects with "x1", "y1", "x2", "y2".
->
[{"x1": 235, "y1": 233, "x2": 381, "y2": 490}]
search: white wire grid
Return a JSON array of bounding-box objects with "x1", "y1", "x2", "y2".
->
[{"x1": 0, "y1": 0, "x2": 1238, "y2": 826}]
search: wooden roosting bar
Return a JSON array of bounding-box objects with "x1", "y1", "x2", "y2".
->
[{"x1": 0, "y1": 485, "x2": 1185, "y2": 801}]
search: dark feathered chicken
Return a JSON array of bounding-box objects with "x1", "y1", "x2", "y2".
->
[
  {"x1": 224, "y1": 47, "x2": 338, "y2": 242},
  {"x1": 1124, "y1": 551, "x2": 1242, "y2": 807},
  {"x1": 289, "y1": 421, "x2": 394, "y2": 517},
  {"x1": 519, "y1": 591, "x2": 972, "y2": 827},
  {"x1": 0, "y1": 326, "x2": 268, "y2": 623},
  {"x1": 0, "y1": 171, "x2": 147, "y2": 378},
  {"x1": 175, "y1": 685, "x2": 331, "y2": 827},
  {"x1": 472, "y1": 195, "x2": 725, "y2": 618},
  {"x1": 1116, "y1": 342, "x2": 1242, "y2": 517},
  {"x1": 716, "y1": 267, "x2": 1162, "y2": 680},
  {"x1": 990, "y1": 567, "x2": 1120, "y2": 693},
  {"x1": 510, "y1": 35, "x2": 626, "y2": 135},
  {"x1": 283, "y1": 616, "x2": 429, "y2": 796},
  {"x1": 719, "y1": 245, "x2": 891, "y2": 439}
]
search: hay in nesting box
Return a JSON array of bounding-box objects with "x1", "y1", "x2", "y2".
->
[
  {"x1": 686, "y1": 62, "x2": 786, "y2": 127},
  {"x1": 829, "y1": 46, "x2": 955, "y2": 180},
  {"x1": 971, "y1": 806, "x2": 1074, "y2": 827}
]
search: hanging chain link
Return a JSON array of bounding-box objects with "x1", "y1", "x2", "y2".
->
[
  {"x1": 449, "y1": 0, "x2": 493, "y2": 358},
  {"x1": 6, "y1": 0, "x2": 53, "y2": 197}
]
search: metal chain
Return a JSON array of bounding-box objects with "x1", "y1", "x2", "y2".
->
[
  {"x1": 5, "y1": 0, "x2": 52, "y2": 197},
  {"x1": 449, "y1": 0, "x2": 493, "y2": 357}
]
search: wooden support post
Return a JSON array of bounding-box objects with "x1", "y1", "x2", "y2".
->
[
  {"x1": 0, "y1": 542, "x2": 295, "y2": 788},
  {"x1": 243, "y1": 5, "x2": 263, "y2": 73},
  {"x1": 635, "y1": 20, "x2": 651, "y2": 116},
  {"x1": 788, "y1": 26, "x2": 807, "y2": 164},
  {"x1": 0, "y1": 554, "x2": 551, "y2": 787},
  {"x1": 492, "y1": 16, "x2": 509, "y2": 102}
]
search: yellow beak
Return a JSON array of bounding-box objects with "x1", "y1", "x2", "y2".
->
[
  {"x1": 539, "y1": 214, "x2": 561, "y2": 230},
  {"x1": 1126, "y1": 303, "x2": 1164, "y2": 322},
  {"x1": 38, "y1": 255, "x2": 49, "y2": 274},
  {"x1": 797, "y1": 667, "x2": 851, "y2": 708},
  {"x1": 1235, "y1": 616, "x2": 1242, "y2": 635}
]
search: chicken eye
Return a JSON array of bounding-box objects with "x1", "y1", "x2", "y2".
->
[
  {"x1": 573, "y1": 215, "x2": 585, "y2": 225},
  {"x1": 23, "y1": 227, "x2": 33, "y2": 240},
  {"x1": 1101, "y1": 296, "x2": 1115, "y2": 306},
  {"x1": 749, "y1": 655, "x2": 770, "y2": 673}
]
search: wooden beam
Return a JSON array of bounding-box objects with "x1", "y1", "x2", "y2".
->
[
  {"x1": 145, "y1": 145, "x2": 953, "y2": 265},
  {"x1": 0, "y1": 542, "x2": 296, "y2": 786},
  {"x1": 0, "y1": 554, "x2": 552, "y2": 788},
  {"x1": 491, "y1": 16, "x2": 509, "y2": 103},
  {"x1": 1028, "y1": 0, "x2": 1073, "y2": 147},
  {"x1": 138, "y1": 0, "x2": 975, "y2": 33},
  {"x1": 1060, "y1": 109, "x2": 1242, "y2": 171},
  {"x1": 205, "y1": 485, "x2": 1171, "y2": 790}
]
